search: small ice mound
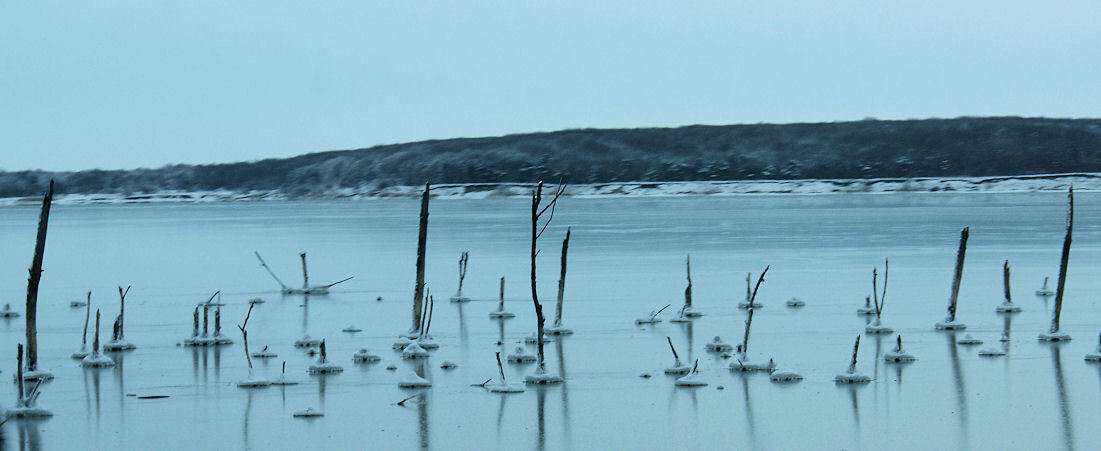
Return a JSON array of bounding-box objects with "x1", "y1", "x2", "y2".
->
[
  {"x1": 545, "y1": 324, "x2": 574, "y2": 336},
  {"x1": 398, "y1": 371, "x2": 432, "y2": 388},
  {"x1": 342, "y1": 325, "x2": 362, "y2": 333},
  {"x1": 785, "y1": 297, "x2": 806, "y2": 307},
  {"x1": 102, "y1": 339, "x2": 137, "y2": 351},
  {"x1": 488, "y1": 308, "x2": 515, "y2": 319},
  {"x1": 486, "y1": 382, "x2": 525, "y2": 393},
  {"x1": 251, "y1": 346, "x2": 278, "y2": 359},
  {"x1": 864, "y1": 319, "x2": 893, "y2": 335},
  {"x1": 352, "y1": 348, "x2": 381, "y2": 363},
  {"x1": 704, "y1": 336, "x2": 733, "y2": 353},
  {"x1": 71, "y1": 350, "x2": 90, "y2": 359},
  {"x1": 995, "y1": 302, "x2": 1022, "y2": 313},
  {"x1": 978, "y1": 347, "x2": 1006, "y2": 357},
  {"x1": 295, "y1": 335, "x2": 321, "y2": 348},
  {"x1": 440, "y1": 361, "x2": 458, "y2": 369},
  {"x1": 392, "y1": 337, "x2": 414, "y2": 350},
  {"x1": 524, "y1": 368, "x2": 564, "y2": 385},
  {"x1": 1038, "y1": 330, "x2": 1072, "y2": 342},
  {"x1": 681, "y1": 306, "x2": 704, "y2": 317},
  {"x1": 0, "y1": 304, "x2": 21, "y2": 317},
  {"x1": 236, "y1": 376, "x2": 271, "y2": 388},
  {"x1": 5, "y1": 406, "x2": 53, "y2": 418},
  {"x1": 730, "y1": 357, "x2": 775, "y2": 372},
  {"x1": 81, "y1": 352, "x2": 116, "y2": 368},
  {"x1": 769, "y1": 368, "x2": 803, "y2": 383},
  {"x1": 674, "y1": 371, "x2": 707, "y2": 387},
  {"x1": 935, "y1": 319, "x2": 967, "y2": 330},
  {"x1": 402, "y1": 342, "x2": 430, "y2": 359},
  {"x1": 248, "y1": 297, "x2": 265, "y2": 305},
  {"x1": 293, "y1": 408, "x2": 323, "y2": 418},
  {"x1": 665, "y1": 359, "x2": 691, "y2": 375},
  {"x1": 736, "y1": 301, "x2": 761, "y2": 310},
  {"x1": 834, "y1": 370, "x2": 871, "y2": 384},
  {"x1": 416, "y1": 335, "x2": 440, "y2": 350},
  {"x1": 270, "y1": 376, "x2": 299, "y2": 386},
  {"x1": 956, "y1": 334, "x2": 983, "y2": 345},
  {"x1": 506, "y1": 346, "x2": 536, "y2": 363}
]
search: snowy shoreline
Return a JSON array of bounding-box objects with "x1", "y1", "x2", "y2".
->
[{"x1": 1, "y1": 173, "x2": 1096, "y2": 206}]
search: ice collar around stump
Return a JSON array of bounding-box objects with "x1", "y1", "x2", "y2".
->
[
  {"x1": 402, "y1": 341, "x2": 430, "y2": 359},
  {"x1": 524, "y1": 366, "x2": 564, "y2": 385},
  {"x1": 674, "y1": 360, "x2": 707, "y2": 387},
  {"x1": 978, "y1": 347, "x2": 1006, "y2": 357},
  {"x1": 251, "y1": 346, "x2": 277, "y2": 359},
  {"x1": 865, "y1": 318, "x2": 893, "y2": 334},
  {"x1": 293, "y1": 408, "x2": 323, "y2": 418},
  {"x1": 956, "y1": 334, "x2": 983, "y2": 345},
  {"x1": 884, "y1": 335, "x2": 916, "y2": 363},
  {"x1": 487, "y1": 381, "x2": 524, "y2": 393},
  {"x1": 663, "y1": 337, "x2": 690, "y2": 375},
  {"x1": 489, "y1": 307, "x2": 514, "y2": 319},
  {"x1": 0, "y1": 303, "x2": 19, "y2": 318},
  {"x1": 353, "y1": 348, "x2": 381, "y2": 363},
  {"x1": 295, "y1": 334, "x2": 321, "y2": 348},
  {"x1": 416, "y1": 334, "x2": 439, "y2": 350},
  {"x1": 856, "y1": 296, "x2": 875, "y2": 315},
  {"x1": 398, "y1": 371, "x2": 432, "y2": 388},
  {"x1": 834, "y1": 335, "x2": 871, "y2": 384},
  {"x1": 237, "y1": 374, "x2": 270, "y2": 388},
  {"x1": 248, "y1": 297, "x2": 264, "y2": 305},
  {"x1": 1084, "y1": 333, "x2": 1101, "y2": 361},
  {"x1": 440, "y1": 361, "x2": 457, "y2": 369},
  {"x1": 81, "y1": 309, "x2": 115, "y2": 368},
  {"x1": 544, "y1": 323, "x2": 573, "y2": 336},
  {"x1": 996, "y1": 302, "x2": 1022, "y2": 313},
  {"x1": 506, "y1": 345, "x2": 536, "y2": 363},
  {"x1": 524, "y1": 332, "x2": 554, "y2": 344},
  {"x1": 342, "y1": 325, "x2": 362, "y2": 333},
  {"x1": 1039, "y1": 330, "x2": 1072, "y2": 342},
  {"x1": 1035, "y1": 277, "x2": 1054, "y2": 296},
  {"x1": 935, "y1": 319, "x2": 967, "y2": 331},
  {"x1": 636, "y1": 304, "x2": 671, "y2": 325},
  {"x1": 769, "y1": 368, "x2": 803, "y2": 383},
  {"x1": 308, "y1": 340, "x2": 344, "y2": 374},
  {"x1": 704, "y1": 336, "x2": 733, "y2": 353}
]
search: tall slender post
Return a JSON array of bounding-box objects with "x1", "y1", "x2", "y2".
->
[
  {"x1": 25, "y1": 180, "x2": 53, "y2": 373},
  {"x1": 946, "y1": 227, "x2": 970, "y2": 322},
  {"x1": 1051, "y1": 187, "x2": 1073, "y2": 333},
  {"x1": 457, "y1": 252, "x2": 469, "y2": 295},
  {"x1": 1003, "y1": 260, "x2": 1012, "y2": 304},
  {"x1": 300, "y1": 252, "x2": 309, "y2": 289},
  {"x1": 498, "y1": 276, "x2": 506, "y2": 311},
  {"x1": 684, "y1": 255, "x2": 693, "y2": 309},
  {"x1": 848, "y1": 335, "x2": 861, "y2": 373},
  {"x1": 554, "y1": 229, "x2": 571, "y2": 326},
  {"x1": 81, "y1": 292, "x2": 91, "y2": 348},
  {"x1": 117, "y1": 285, "x2": 129, "y2": 339},
  {"x1": 17, "y1": 344, "x2": 26, "y2": 402},
  {"x1": 412, "y1": 183, "x2": 430, "y2": 334},
  {"x1": 93, "y1": 310, "x2": 101, "y2": 354},
  {"x1": 666, "y1": 336, "x2": 680, "y2": 361},
  {"x1": 745, "y1": 273, "x2": 751, "y2": 303},
  {"x1": 192, "y1": 306, "x2": 199, "y2": 337}
]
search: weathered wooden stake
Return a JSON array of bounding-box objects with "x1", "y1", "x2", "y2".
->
[
  {"x1": 740, "y1": 266, "x2": 769, "y2": 354},
  {"x1": 1051, "y1": 187, "x2": 1073, "y2": 333},
  {"x1": 17, "y1": 344, "x2": 25, "y2": 402},
  {"x1": 412, "y1": 183, "x2": 430, "y2": 334},
  {"x1": 946, "y1": 227, "x2": 970, "y2": 322},
  {"x1": 554, "y1": 229, "x2": 571, "y2": 326},
  {"x1": 24, "y1": 180, "x2": 53, "y2": 373},
  {"x1": 81, "y1": 292, "x2": 91, "y2": 348},
  {"x1": 684, "y1": 254, "x2": 693, "y2": 309},
  {"x1": 848, "y1": 335, "x2": 861, "y2": 373},
  {"x1": 498, "y1": 276, "x2": 506, "y2": 311},
  {"x1": 300, "y1": 252, "x2": 309, "y2": 289},
  {"x1": 93, "y1": 310, "x2": 101, "y2": 354},
  {"x1": 1003, "y1": 260, "x2": 1012, "y2": 304},
  {"x1": 117, "y1": 285, "x2": 130, "y2": 339}
]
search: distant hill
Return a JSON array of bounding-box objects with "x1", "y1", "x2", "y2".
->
[{"x1": 3, "y1": 117, "x2": 1101, "y2": 198}]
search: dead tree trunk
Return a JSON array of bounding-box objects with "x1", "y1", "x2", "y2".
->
[
  {"x1": 457, "y1": 252, "x2": 468, "y2": 294},
  {"x1": 1051, "y1": 187, "x2": 1073, "y2": 332},
  {"x1": 17, "y1": 343, "x2": 25, "y2": 401},
  {"x1": 117, "y1": 285, "x2": 130, "y2": 339},
  {"x1": 412, "y1": 183, "x2": 430, "y2": 334},
  {"x1": 1003, "y1": 260, "x2": 1012, "y2": 304},
  {"x1": 530, "y1": 181, "x2": 566, "y2": 370},
  {"x1": 81, "y1": 292, "x2": 91, "y2": 348},
  {"x1": 554, "y1": 229, "x2": 571, "y2": 326},
  {"x1": 93, "y1": 310, "x2": 101, "y2": 353},
  {"x1": 300, "y1": 252, "x2": 309, "y2": 289},
  {"x1": 498, "y1": 276, "x2": 506, "y2": 311},
  {"x1": 684, "y1": 255, "x2": 693, "y2": 309},
  {"x1": 741, "y1": 267, "x2": 769, "y2": 354},
  {"x1": 25, "y1": 180, "x2": 53, "y2": 373},
  {"x1": 848, "y1": 335, "x2": 861, "y2": 373},
  {"x1": 946, "y1": 227, "x2": 969, "y2": 322}
]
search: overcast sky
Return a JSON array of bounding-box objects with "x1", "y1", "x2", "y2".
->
[{"x1": 2, "y1": 1, "x2": 1099, "y2": 171}]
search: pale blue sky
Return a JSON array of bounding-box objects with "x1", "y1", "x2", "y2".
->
[{"x1": 2, "y1": 1, "x2": 1098, "y2": 171}]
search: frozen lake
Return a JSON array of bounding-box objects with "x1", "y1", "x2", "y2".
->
[{"x1": 2, "y1": 192, "x2": 1100, "y2": 450}]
